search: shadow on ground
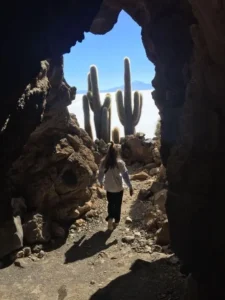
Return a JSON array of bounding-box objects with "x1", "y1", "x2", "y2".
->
[
  {"x1": 64, "y1": 230, "x2": 117, "y2": 264},
  {"x1": 89, "y1": 257, "x2": 185, "y2": 300}
]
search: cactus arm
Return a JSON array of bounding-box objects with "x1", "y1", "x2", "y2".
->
[
  {"x1": 132, "y1": 91, "x2": 143, "y2": 126},
  {"x1": 87, "y1": 91, "x2": 94, "y2": 112},
  {"x1": 101, "y1": 107, "x2": 109, "y2": 143},
  {"x1": 116, "y1": 90, "x2": 125, "y2": 126},
  {"x1": 124, "y1": 57, "x2": 134, "y2": 135},
  {"x1": 88, "y1": 72, "x2": 91, "y2": 92},
  {"x1": 102, "y1": 93, "x2": 111, "y2": 110},
  {"x1": 82, "y1": 95, "x2": 93, "y2": 139},
  {"x1": 89, "y1": 65, "x2": 102, "y2": 138},
  {"x1": 90, "y1": 65, "x2": 101, "y2": 112}
]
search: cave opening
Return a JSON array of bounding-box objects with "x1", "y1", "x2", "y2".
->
[{"x1": 64, "y1": 10, "x2": 159, "y2": 140}]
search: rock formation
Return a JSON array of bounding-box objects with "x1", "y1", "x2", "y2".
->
[
  {"x1": 1, "y1": 0, "x2": 225, "y2": 298},
  {"x1": 10, "y1": 57, "x2": 97, "y2": 222},
  {"x1": 121, "y1": 133, "x2": 160, "y2": 165},
  {"x1": 0, "y1": 57, "x2": 97, "y2": 258}
]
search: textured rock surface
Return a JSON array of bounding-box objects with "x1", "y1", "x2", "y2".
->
[
  {"x1": 0, "y1": 61, "x2": 50, "y2": 223},
  {"x1": 121, "y1": 134, "x2": 158, "y2": 165},
  {"x1": 9, "y1": 57, "x2": 97, "y2": 221},
  {"x1": 23, "y1": 214, "x2": 51, "y2": 244}
]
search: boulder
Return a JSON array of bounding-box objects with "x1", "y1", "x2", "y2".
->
[
  {"x1": 121, "y1": 135, "x2": 154, "y2": 164},
  {"x1": 131, "y1": 172, "x2": 149, "y2": 181},
  {"x1": 156, "y1": 220, "x2": 170, "y2": 246},
  {"x1": 23, "y1": 214, "x2": 51, "y2": 244},
  {"x1": 0, "y1": 216, "x2": 23, "y2": 259}
]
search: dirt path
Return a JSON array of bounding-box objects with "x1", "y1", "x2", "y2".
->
[{"x1": 0, "y1": 179, "x2": 185, "y2": 300}]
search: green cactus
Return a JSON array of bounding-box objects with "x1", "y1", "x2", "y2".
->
[
  {"x1": 87, "y1": 65, "x2": 111, "y2": 142},
  {"x1": 112, "y1": 127, "x2": 120, "y2": 144},
  {"x1": 82, "y1": 95, "x2": 93, "y2": 140},
  {"x1": 116, "y1": 57, "x2": 143, "y2": 136}
]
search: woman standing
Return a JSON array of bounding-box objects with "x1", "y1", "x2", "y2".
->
[{"x1": 98, "y1": 142, "x2": 133, "y2": 230}]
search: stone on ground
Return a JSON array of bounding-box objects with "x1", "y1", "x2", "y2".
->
[
  {"x1": 125, "y1": 216, "x2": 133, "y2": 224},
  {"x1": 23, "y1": 247, "x2": 31, "y2": 257},
  {"x1": 131, "y1": 171, "x2": 149, "y2": 181}
]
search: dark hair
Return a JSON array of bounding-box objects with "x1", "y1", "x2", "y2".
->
[{"x1": 102, "y1": 142, "x2": 119, "y2": 170}]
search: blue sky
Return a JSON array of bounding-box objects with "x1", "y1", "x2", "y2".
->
[{"x1": 64, "y1": 10, "x2": 155, "y2": 91}]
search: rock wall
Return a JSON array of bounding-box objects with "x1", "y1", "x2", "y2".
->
[
  {"x1": 0, "y1": 0, "x2": 104, "y2": 223},
  {"x1": 166, "y1": 1, "x2": 225, "y2": 298},
  {"x1": 0, "y1": 61, "x2": 50, "y2": 223},
  {"x1": 9, "y1": 57, "x2": 97, "y2": 221},
  {"x1": 0, "y1": 57, "x2": 98, "y2": 259}
]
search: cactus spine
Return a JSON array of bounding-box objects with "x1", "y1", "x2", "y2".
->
[
  {"x1": 86, "y1": 66, "x2": 111, "y2": 143},
  {"x1": 82, "y1": 95, "x2": 93, "y2": 140},
  {"x1": 116, "y1": 57, "x2": 143, "y2": 136},
  {"x1": 112, "y1": 127, "x2": 120, "y2": 144}
]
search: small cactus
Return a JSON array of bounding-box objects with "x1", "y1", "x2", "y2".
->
[
  {"x1": 116, "y1": 57, "x2": 143, "y2": 136},
  {"x1": 112, "y1": 127, "x2": 120, "y2": 144},
  {"x1": 82, "y1": 95, "x2": 93, "y2": 140}
]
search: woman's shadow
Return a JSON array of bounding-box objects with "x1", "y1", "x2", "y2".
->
[{"x1": 64, "y1": 230, "x2": 117, "y2": 264}]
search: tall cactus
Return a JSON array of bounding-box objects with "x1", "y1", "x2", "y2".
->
[
  {"x1": 86, "y1": 65, "x2": 111, "y2": 143},
  {"x1": 116, "y1": 57, "x2": 143, "y2": 136},
  {"x1": 82, "y1": 94, "x2": 93, "y2": 140}
]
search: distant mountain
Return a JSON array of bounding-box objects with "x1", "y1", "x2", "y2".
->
[{"x1": 77, "y1": 81, "x2": 152, "y2": 94}]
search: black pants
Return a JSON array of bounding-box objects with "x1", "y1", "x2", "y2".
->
[{"x1": 106, "y1": 190, "x2": 124, "y2": 223}]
